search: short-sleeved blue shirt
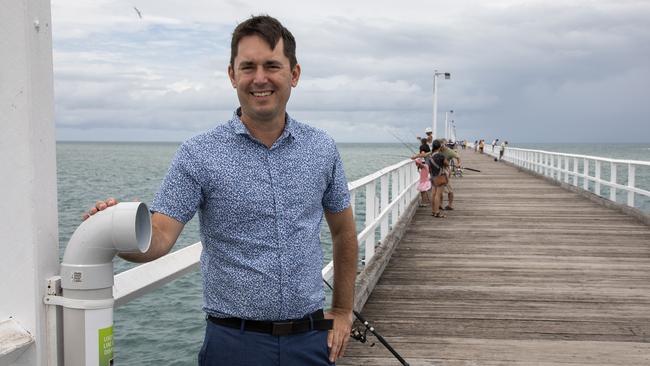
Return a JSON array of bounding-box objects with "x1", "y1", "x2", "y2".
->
[{"x1": 151, "y1": 109, "x2": 350, "y2": 320}]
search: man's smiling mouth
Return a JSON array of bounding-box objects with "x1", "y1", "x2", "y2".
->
[{"x1": 251, "y1": 91, "x2": 273, "y2": 97}]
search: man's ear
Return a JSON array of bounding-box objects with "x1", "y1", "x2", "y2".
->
[
  {"x1": 228, "y1": 65, "x2": 236, "y2": 88},
  {"x1": 290, "y1": 64, "x2": 301, "y2": 87}
]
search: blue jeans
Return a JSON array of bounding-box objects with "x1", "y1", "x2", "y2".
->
[{"x1": 198, "y1": 320, "x2": 334, "y2": 365}]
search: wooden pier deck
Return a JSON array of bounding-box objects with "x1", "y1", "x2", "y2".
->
[{"x1": 340, "y1": 149, "x2": 650, "y2": 365}]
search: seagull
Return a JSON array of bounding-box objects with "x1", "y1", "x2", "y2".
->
[{"x1": 133, "y1": 6, "x2": 142, "y2": 19}]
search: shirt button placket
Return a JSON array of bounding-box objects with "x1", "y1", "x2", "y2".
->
[{"x1": 267, "y1": 148, "x2": 286, "y2": 319}]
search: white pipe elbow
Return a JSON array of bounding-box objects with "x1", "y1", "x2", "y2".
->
[{"x1": 60, "y1": 202, "x2": 151, "y2": 291}]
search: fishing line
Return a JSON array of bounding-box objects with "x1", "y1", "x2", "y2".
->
[{"x1": 385, "y1": 129, "x2": 417, "y2": 155}]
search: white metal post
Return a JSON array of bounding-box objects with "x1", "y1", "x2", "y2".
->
[
  {"x1": 364, "y1": 182, "x2": 376, "y2": 262},
  {"x1": 390, "y1": 171, "x2": 399, "y2": 226},
  {"x1": 432, "y1": 72, "x2": 438, "y2": 138},
  {"x1": 544, "y1": 154, "x2": 549, "y2": 176},
  {"x1": 564, "y1": 157, "x2": 570, "y2": 183},
  {"x1": 583, "y1": 159, "x2": 589, "y2": 190},
  {"x1": 399, "y1": 167, "x2": 408, "y2": 212},
  {"x1": 610, "y1": 163, "x2": 617, "y2": 202},
  {"x1": 573, "y1": 158, "x2": 579, "y2": 186},
  {"x1": 627, "y1": 164, "x2": 636, "y2": 207},
  {"x1": 551, "y1": 155, "x2": 556, "y2": 179},
  {"x1": 595, "y1": 161, "x2": 601, "y2": 196},
  {"x1": 380, "y1": 175, "x2": 389, "y2": 238},
  {"x1": 532, "y1": 152, "x2": 536, "y2": 171},
  {"x1": 1, "y1": 1, "x2": 59, "y2": 365},
  {"x1": 432, "y1": 71, "x2": 450, "y2": 138}
]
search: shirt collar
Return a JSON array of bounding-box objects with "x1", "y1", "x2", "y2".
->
[{"x1": 228, "y1": 108, "x2": 299, "y2": 142}]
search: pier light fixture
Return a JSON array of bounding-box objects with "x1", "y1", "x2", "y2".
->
[{"x1": 432, "y1": 70, "x2": 451, "y2": 139}]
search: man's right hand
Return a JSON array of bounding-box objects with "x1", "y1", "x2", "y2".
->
[{"x1": 82, "y1": 197, "x2": 118, "y2": 220}]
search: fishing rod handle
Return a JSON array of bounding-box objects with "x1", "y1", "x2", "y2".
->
[{"x1": 353, "y1": 311, "x2": 409, "y2": 366}]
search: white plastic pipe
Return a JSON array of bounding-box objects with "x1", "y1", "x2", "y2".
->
[
  {"x1": 59, "y1": 202, "x2": 151, "y2": 366},
  {"x1": 60, "y1": 202, "x2": 151, "y2": 291}
]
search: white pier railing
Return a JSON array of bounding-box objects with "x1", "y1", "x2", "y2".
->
[
  {"x1": 485, "y1": 145, "x2": 650, "y2": 210},
  {"x1": 115, "y1": 159, "x2": 419, "y2": 307}
]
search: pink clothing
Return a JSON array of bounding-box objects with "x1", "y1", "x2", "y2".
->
[{"x1": 415, "y1": 159, "x2": 432, "y2": 192}]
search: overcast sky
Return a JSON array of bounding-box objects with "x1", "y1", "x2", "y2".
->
[{"x1": 52, "y1": 0, "x2": 649, "y2": 143}]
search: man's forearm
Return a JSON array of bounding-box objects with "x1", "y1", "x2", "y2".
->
[
  {"x1": 118, "y1": 233, "x2": 171, "y2": 263},
  {"x1": 331, "y1": 229, "x2": 358, "y2": 310}
]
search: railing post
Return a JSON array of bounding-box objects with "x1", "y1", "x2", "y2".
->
[
  {"x1": 364, "y1": 181, "x2": 376, "y2": 262},
  {"x1": 349, "y1": 191, "x2": 356, "y2": 220},
  {"x1": 627, "y1": 164, "x2": 636, "y2": 207},
  {"x1": 380, "y1": 174, "x2": 389, "y2": 239},
  {"x1": 391, "y1": 171, "x2": 398, "y2": 226},
  {"x1": 595, "y1": 161, "x2": 601, "y2": 196},
  {"x1": 583, "y1": 158, "x2": 589, "y2": 190},
  {"x1": 573, "y1": 157, "x2": 578, "y2": 186},
  {"x1": 551, "y1": 155, "x2": 555, "y2": 179},
  {"x1": 564, "y1": 157, "x2": 570, "y2": 183},
  {"x1": 552, "y1": 155, "x2": 556, "y2": 178},
  {"x1": 399, "y1": 167, "x2": 406, "y2": 213},
  {"x1": 610, "y1": 162, "x2": 617, "y2": 202}
]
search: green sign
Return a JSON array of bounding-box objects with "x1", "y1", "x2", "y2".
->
[{"x1": 98, "y1": 325, "x2": 114, "y2": 366}]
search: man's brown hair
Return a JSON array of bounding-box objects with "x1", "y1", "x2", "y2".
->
[{"x1": 230, "y1": 15, "x2": 297, "y2": 69}]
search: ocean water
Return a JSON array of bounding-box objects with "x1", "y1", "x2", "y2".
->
[{"x1": 55, "y1": 141, "x2": 650, "y2": 364}]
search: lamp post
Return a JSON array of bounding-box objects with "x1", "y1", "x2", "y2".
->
[
  {"x1": 432, "y1": 70, "x2": 451, "y2": 139},
  {"x1": 450, "y1": 119, "x2": 457, "y2": 142},
  {"x1": 444, "y1": 110, "x2": 454, "y2": 140}
]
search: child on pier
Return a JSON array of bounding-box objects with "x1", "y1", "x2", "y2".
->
[{"x1": 415, "y1": 157, "x2": 431, "y2": 206}]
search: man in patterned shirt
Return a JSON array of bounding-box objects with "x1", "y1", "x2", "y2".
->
[{"x1": 85, "y1": 15, "x2": 358, "y2": 365}]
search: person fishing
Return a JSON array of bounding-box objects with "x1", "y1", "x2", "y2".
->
[
  {"x1": 438, "y1": 139, "x2": 462, "y2": 210},
  {"x1": 83, "y1": 15, "x2": 358, "y2": 365},
  {"x1": 427, "y1": 140, "x2": 448, "y2": 218}
]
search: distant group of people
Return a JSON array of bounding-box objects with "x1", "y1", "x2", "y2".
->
[
  {"x1": 412, "y1": 129, "x2": 461, "y2": 218},
  {"x1": 410, "y1": 130, "x2": 513, "y2": 218},
  {"x1": 474, "y1": 138, "x2": 508, "y2": 160}
]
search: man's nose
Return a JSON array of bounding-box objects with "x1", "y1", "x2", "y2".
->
[{"x1": 253, "y1": 67, "x2": 268, "y2": 84}]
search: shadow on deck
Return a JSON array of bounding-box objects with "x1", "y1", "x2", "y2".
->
[{"x1": 340, "y1": 149, "x2": 650, "y2": 366}]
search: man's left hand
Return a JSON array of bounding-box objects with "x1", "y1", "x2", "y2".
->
[{"x1": 325, "y1": 307, "x2": 353, "y2": 363}]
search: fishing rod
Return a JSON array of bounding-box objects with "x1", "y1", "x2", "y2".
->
[
  {"x1": 323, "y1": 279, "x2": 410, "y2": 366},
  {"x1": 386, "y1": 129, "x2": 417, "y2": 155},
  {"x1": 462, "y1": 167, "x2": 481, "y2": 172}
]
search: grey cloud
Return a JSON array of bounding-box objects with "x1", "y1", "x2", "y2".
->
[{"x1": 52, "y1": 1, "x2": 650, "y2": 142}]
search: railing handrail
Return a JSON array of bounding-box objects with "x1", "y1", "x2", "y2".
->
[
  {"x1": 481, "y1": 144, "x2": 650, "y2": 211},
  {"x1": 504, "y1": 146, "x2": 650, "y2": 167},
  {"x1": 347, "y1": 159, "x2": 413, "y2": 190},
  {"x1": 114, "y1": 158, "x2": 419, "y2": 307}
]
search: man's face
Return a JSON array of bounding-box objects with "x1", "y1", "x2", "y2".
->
[
  {"x1": 426, "y1": 133, "x2": 433, "y2": 142},
  {"x1": 228, "y1": 36, "x2": 300, "y2": 125}
]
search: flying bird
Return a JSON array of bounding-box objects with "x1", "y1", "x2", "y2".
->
[{"x1": 133, "y1": 6, "x2": 142, "y2": 19}]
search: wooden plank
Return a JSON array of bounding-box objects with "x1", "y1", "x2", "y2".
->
[{"x1": 341, "y1": 150, "x2": 650, "y2": 366}]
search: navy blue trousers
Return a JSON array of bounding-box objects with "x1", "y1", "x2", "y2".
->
[{"x1": 198, "y1": 320, "x2": 334, "y2": 365}]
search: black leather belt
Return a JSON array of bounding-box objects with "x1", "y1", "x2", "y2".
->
[{"x1": 208, "y1": 309, "x2": 333, "y2": 336}]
